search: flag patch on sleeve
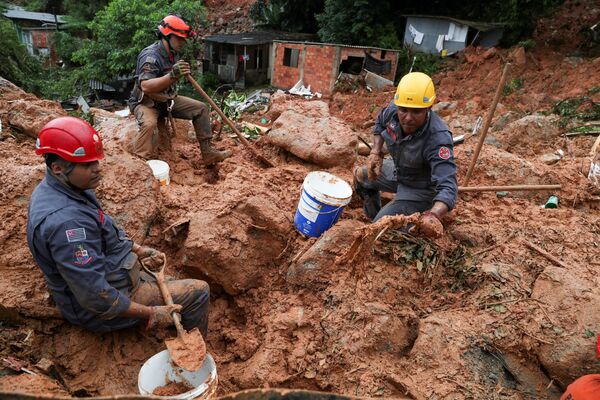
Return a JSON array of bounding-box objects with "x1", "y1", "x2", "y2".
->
[
  {"x1": 66, "y1": 228, "x2": 86, "y2": 242},
  {"x1": 438, "y1": 146, "x2": 451, "y2": 160}
]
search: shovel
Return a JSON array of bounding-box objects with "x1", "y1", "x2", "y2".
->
[{"x1": 141, "y1": 257, "x2": 206, "y2": 372}]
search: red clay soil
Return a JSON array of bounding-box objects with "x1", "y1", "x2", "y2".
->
[
  {"x1": 0, "y1": 1, "x2": 599, "y2": 399},
  {"x1": 153, "y1": 380, "x2": 194, "y2": 396}
]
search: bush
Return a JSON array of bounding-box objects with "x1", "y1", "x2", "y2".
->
[
  {"x1": 394, "y1": 47, "x2": 444, "y2": 82},
  {"x1": 0, "y1": 17, "x2": 42, "y2": 92}
]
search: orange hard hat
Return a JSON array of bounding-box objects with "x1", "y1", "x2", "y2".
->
[{"x1": 158, "y1": 15, "x2": 192, "y2": 39}]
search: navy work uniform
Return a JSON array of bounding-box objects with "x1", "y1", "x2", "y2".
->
[
  {"x1": 128, "y1": 41, "x2": 212, "y2": 159},
  {"x1": 27, "y1": 171, "x2": 209, "y2": 334},
  {"x1": 355, "y1": 101, "x2": 458, "y2": 221}
]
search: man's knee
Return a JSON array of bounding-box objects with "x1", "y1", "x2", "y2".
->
[{"x1": 354, "y1": 165, "x2": 368, "y2": 184}]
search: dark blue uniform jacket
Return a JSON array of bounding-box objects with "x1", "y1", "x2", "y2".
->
[
  {"x1": 128, "y1": 41, "x2": 179, "y2": 109},
  {"x1": 27, "y1": 172, "x2": 138, "y2": 332},
  {"x1": 374, "y1": 101, "x2": 458, "y2": 209}
]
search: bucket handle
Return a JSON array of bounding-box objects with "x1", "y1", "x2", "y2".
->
[{"x1": 307, "y1": 205, "x2": 345, "y2": 215}]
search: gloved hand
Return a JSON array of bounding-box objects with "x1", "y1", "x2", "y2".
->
[
  {"x1": 146, "y1": 304, "x2": 183, "y2": 330},
  {"x1": 367, "y1": 151, "x2": 383, "y2": 181},
  {"x1": 134, "y1": 245, "x2": 165, "y2": 271},
  {"x1": 410, "y1": 211, "x2": 444, "y2": 239},
  {"x1": 169, "y1": 60, "x2": 190, "y2": 80}
]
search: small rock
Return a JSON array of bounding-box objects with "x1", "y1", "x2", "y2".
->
[
  {"x1": 496, "y1": 191, "x2": 509, "y2": 198},
  {"x1": 35, "y1": 358, "x2": 54, "y2": 374},
  {"x1": 510, "y1": 46, "x2": 527, "y2": 66},
  {"x1": 540, "y1": 153, "x2": 562, "y2": 165}
]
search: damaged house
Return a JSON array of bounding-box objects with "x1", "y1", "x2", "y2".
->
[
  {"x1": 404, "y1": 15, "x2": 505, "y2": 55},
  {"x1": 3, "y1": 5, "x2": 66, "y2": 62},
  {"x1": 271, "y1": 41, "x2": 400, "y2": 96},
  {"x1": 202, "y1": 31, "x2": 314, "y2": 88}
]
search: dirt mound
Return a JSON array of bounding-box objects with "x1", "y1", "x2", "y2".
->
[{"x1": 1, "y1": 1, "x2": 600, "y2": 398}]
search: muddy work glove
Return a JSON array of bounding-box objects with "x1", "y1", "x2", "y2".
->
[
  {"x1": 410, "y1": 211, "x2": 444, "y2": 239},
  {"x1": 146, "y1": 304, "x2": 183, "y2": 330},
  {"x1": 134, "y1": 245, "x2": 165, "y2": 271},
  {"x1": 367, "y1": 152, "x2": 383, "y2": 181},
  {"x1": 169, "y1": 60, "x2": 190, "y2": 80}
]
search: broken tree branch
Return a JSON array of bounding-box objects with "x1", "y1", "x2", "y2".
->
[
  {"x1": 464, "y1": 63, "x2": 511, "y2": 185},
  {"x1": 522, "y1": 240, "x2": 568, "y2": 268},
  {"x1": 459, "y1": 184, "x2": 561, "y2": 192}
]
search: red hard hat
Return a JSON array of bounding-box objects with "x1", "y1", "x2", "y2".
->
[
  {"x1": 158, "y1": 15, "x2": 192, "y2": 39},
  {"x1": 36, "y1": 117, "x2": 104, "y2": 163}
]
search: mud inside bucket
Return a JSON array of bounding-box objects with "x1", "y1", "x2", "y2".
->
[{"x1": 138, "y1": 350, "x2": 218, "y2": 399}]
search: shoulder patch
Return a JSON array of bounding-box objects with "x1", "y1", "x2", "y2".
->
[
  {"x1": 73, "y1": 244, "x2": 92, "y2": 266},
  {"x1": 438, "y1": 146, "x2": 451, "y2": 160},
  {"x1": 66, "y1": 228, "x2": 86, "y2": 242},
  {"x1": 144, "y1": 56, "x2": 157, "y2": 64}
]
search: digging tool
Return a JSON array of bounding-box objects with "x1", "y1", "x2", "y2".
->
[
  {"x1": 185, "y1": 74, "x2": 275, "y2": 168},
  {"x1": 464, "y1": 63, "x2": 511, "y2": 185},
  {"x1": 458, "y1": 184, "x2": 561, "y2": 192},
  {"x1": 141, "y1": 258, "x2": 206, "y2": 372}
]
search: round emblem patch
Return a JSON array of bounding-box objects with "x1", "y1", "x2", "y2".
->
[{"x1": 438, "y1": 146, "x2": 451, "y2": 160}]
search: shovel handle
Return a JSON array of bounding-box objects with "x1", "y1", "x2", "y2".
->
[
  {"x1": 185, "y1": 74, "x2": 275, "y2": 168},
  {"x1": 141, "y1": 259, "x2": 186, "y2": 337}
]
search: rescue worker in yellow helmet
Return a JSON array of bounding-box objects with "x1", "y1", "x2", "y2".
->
[{"x1": 353, "y1": 72, "x2": 457, "y2": 238}]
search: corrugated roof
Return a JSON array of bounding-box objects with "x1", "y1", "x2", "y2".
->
[
  {"x1": 203, "y1": 31, "x2": 316, "y2": 45},
  {"x1": 273, "y1": 40, "x2": 401, "y2": 53},
  {"x1": 3, "y1": 5, "x2": 66, "y2": 24},
  {"x1": 404, "y1": 15, "x2": 505, "y2": 32}
]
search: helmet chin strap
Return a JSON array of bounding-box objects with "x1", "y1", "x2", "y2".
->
[{"x1": 50, "y1": 163, "x2": 78, "y2": 190}]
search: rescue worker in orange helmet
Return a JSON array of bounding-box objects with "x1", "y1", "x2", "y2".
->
[
  {"x1": 26, "y1": 117, "x2": 210, "y2": 335},
  {"x1": 128, "y1": 15, "x2": 231, "y2": 165}
]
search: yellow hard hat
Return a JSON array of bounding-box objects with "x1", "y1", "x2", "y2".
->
[{"x1": 393, "y1": 72, "x2": 436, "y2": 108}]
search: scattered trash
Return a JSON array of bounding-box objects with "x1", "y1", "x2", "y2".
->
[
  {"x1": 544, "y1": 195, "x2": 559, "y2": 208},
  {"x1": 76, "y1": 96, "x2": 90, "y2": 115},
  {"x1": 588, "y1": 152, "x2": 600, "y2": 188},
  {"x1": 364, "y1": 69, "x2": 394, "y2": 90},
  {"x1": 115, "y1": 108, "x2": 130, "y2": 117},
  {"x1": 496, "y1": 191, "x2": 509, "y2": 198},
  {"x1": 289, "y1": 79, "x2": 321, "y2": 99}
]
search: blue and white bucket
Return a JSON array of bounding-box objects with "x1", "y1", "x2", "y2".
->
[{"x1": 294, "y1": 171, "x2": 353, "y2": 238}]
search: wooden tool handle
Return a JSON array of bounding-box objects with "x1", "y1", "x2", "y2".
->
[{"x1": 185, "y1": 74, "x2": 275, "y2": 168}]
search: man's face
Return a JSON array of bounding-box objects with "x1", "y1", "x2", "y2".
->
[
  {"x1": 62, "y1": 161, "x2": 102, "y2": 190},
  {"x1": 397, "y1": 106, "x2": 429, "y2": 135},
  {"x1": 169, "y1": 35, "x2": 187, "y2": 53}
]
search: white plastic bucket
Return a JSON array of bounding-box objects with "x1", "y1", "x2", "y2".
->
[
  {"x1": 138, "y1": 350, "x2": 218, "y2": 399},
  {"x1": 293, "y1": 171, "x2": 353, "y2": 238},
  {"x1": 147, "y1": 160, "x2": 170, "y2": 186}
]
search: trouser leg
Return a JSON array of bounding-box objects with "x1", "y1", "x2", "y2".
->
[
  {"x1": 131, "y1": 278, "x2": 210, "y2": 338},
  {"x1": 373, "y1": 199, "x2": 432, "y2": 222},
  {"x1": 353, "y1": 157, "x2": 398, "y2": 220},
  {"x1": 171, "y1": 95, "x2": 212, "y2": 141},
  {"x1": 133, "y1": 103, "x2": 161, "y2": 159}
]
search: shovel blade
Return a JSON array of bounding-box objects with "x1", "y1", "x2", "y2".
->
[{"x1": 166, "y1": 327, "x2": 206, "y2": 372}]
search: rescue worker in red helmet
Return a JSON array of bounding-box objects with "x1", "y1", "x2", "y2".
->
[
  {"x1": 26, "y1": 117, "x2": 210, "y2": 335},
  {"x1": 128, "y1": 15, "x2": 231, "y2": 165}
]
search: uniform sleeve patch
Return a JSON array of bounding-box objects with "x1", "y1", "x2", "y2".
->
[
  {"x1": 144, "y1": 56, "x2": 157, "y2": 65},
  {"x1": 438, "y1": 146, "x2": 451, "y2": 160},
  {"x1": 66, "y1": 228, "x2": 86, "y2": 242},
  {"x1": 73, "y1": 244, "x2": 92, "y2": 266}
]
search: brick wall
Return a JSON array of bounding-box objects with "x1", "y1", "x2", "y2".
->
[
  {"x1": 272, "y1": 43, "x2": 304, "y2": 90},
  {"x1": 272, "y1": 42, "x2": 399, "y2": 96}
]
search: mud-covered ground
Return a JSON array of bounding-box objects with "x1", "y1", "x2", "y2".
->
[{"x1": 0, "y1": 1, "x2": 599, "y2": 399}]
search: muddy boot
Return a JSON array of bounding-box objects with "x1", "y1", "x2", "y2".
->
[{"x1": 199, "y1": 139, "x2": 231, "y2": 165}]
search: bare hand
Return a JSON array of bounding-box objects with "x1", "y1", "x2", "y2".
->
[
  {"x1": 146, "y1": 304, "x2": 182, "y2": 330},
  {"x1": 367, "y1": 152, "x2": 383, "y2": 181}
]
